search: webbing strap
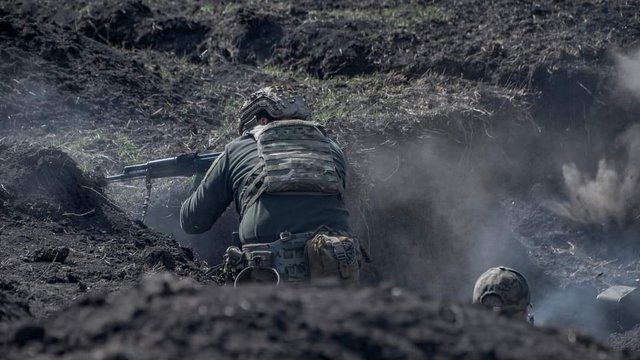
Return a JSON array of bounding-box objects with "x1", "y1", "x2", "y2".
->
[
  {"x1": 328, "y1": 236, "x2": 351, "y2": 279},
  {"x1": 238, "y1": 120, "x2": 344, "y2": 218},
  {"x1": 237, "y1": 162, "x2": 263, "y2": 217}
]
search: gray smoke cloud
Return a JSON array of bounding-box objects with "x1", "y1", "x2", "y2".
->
[
  {"x1": 530, "y1": 50, "x2": 640, "y2": 339},
  {"x1": 616, "y1": 48, "x2": 640, "y2": 100},
  {"x1": 533, "y1": 287, "x2": 609, "y2": 341},
  {"x1": 353, "y1": 134, "x2": 530, "y2": 301},
  {"x1": 546, "y1": 125, "x2": 640, "y2": 228}
]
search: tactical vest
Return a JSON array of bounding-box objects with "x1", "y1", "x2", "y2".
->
[{"x1": 238, "y1": 120, "x2": 345, "y2": 216}]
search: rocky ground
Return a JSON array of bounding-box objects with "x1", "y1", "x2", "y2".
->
[{"x1": 1, "y1": 0, "x2": 640, "y2": 358}]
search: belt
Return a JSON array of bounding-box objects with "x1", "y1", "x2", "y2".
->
[{"x1": 239, "y1": 231, "x2": 314, "y2": 284}]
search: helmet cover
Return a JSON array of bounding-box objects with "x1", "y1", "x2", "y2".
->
[
  {"x1": 473, "y1": 266, "x2": 531, "y2": 315},
  {"x1": 238, "y1": 86, "x2": 310, "y2": 134}
]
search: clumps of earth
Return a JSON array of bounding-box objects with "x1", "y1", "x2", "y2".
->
[
  {"x1": 0, "y1": 141, "x2": 634, "y2": 359},
  {"x1": 1, "y1": 273, "x2": 636, "y2": 360},
  {"x1": 0, "y1": 143, "x2": 209, "y2": 323},
  {"x1": 2, "y1": 0, "x2": 640, "y2": 358}
]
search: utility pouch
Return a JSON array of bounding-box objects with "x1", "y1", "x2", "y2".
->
[
  {"x1": 304, "y1": 233, "x2": 361, "y2": 284},
  {"x1": 232, "y1": 231, "x2": 310, "y2": 286},
  {"x1": 272, "y1": 231, "x2": 310, "y2": 282}
]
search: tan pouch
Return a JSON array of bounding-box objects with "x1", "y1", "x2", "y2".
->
[{"x1": 304, "y1": 233, "x2": 360, "y2": 284}]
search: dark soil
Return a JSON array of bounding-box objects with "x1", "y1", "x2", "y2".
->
[
  {"x1": 0, "y1": 143, "x2": 208, "y2": 323},
  {"x1": 2, "y1": 273, "x2": 638, "y2": 360},
  {"x1": 612, "y1": 326, "x2": 640, "y2": 353},
  {"x1": 1, "y1": 0, "x2": 640, "y2": 358}
]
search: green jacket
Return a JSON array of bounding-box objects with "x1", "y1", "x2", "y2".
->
[{"x1": 180, "y1": 130, "x2": 352, "y2": 244}]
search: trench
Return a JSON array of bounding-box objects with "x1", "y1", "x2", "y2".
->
[{"x1": 141, "y1": 65, "x2": 640, "y2": 343}]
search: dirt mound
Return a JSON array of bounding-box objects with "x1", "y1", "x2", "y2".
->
[
  {"x1": 136, "y1": 17, "x2": 209, "y2": 58},
  {"x1": 272, "y1": 21, "x2": 374, "y2": 78},
  {"x1": 76, "y1": 0, "x2": 209, "y2": 59},
  {"x1": 0, "y1": 144, "x2": 117, "y2": 229},
  {"x1": 214, "y1": 6, "x2": 284, "y2": 65},
  {"x1": 7, "y1": 148, "x2": 97, "y2": 213},
  {"x1": 0, "y1": 3, "x2": 224, "y2": 179},
  {"x1": 5, "y1": 0, "x2": 640, "y2": 85},
  {"x1": 0, "y1": 143, "x2": 208, "y2": 321},
  {"x1": 203, "y1": 0, "x2": 640, "y2": 85},
  {"x1": 0, "y1": 12, "x2": 165, "y2": 134},
  {"x1": 76, "y1": 0, "x2": 152, "y2": 47},
  {"x1": 1, "y1": 273, "x2": 633, "y2": 360}
]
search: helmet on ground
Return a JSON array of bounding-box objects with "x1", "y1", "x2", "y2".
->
[
  {"x1": 473, "y1": 266, "x2": 531, "y2": 315},
  {"x1": 238, "y1": 86, "x2": 310, "y2": 134}
]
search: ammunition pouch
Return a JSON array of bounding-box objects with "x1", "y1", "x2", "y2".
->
[
  {"x1": 305, "y1": 232, "x2": 361, "y2": 285},
  {"x1": 221, "y1": 228, "x2": 361, "y2": 286}
]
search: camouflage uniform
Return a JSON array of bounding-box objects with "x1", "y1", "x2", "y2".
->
[
  {"x1": 180, "y1": 87, "x2": 357, "y2": 283},
  {"x1": 473, "y1": 266, "x2": 531, "y2": 319}
]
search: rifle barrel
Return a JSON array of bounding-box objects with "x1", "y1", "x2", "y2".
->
[{"x1": 105, "y1": 151, "x2": 221, "y2": 182}]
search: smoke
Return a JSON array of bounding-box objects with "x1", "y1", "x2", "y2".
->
[
  {"x1": 533, "y1": 286, "x2": 609, "y2": 341},
  {"x1": 528, "y1": 51, "x2": 640, "y2": 338},
  {"x1": 354, "y1": 134, "x2": 533, "y2": 301},
  {"x1": 616, "y1": 49, "x2": 640, "y2": 100},
  {"x1": 546, "y1": 124, "x2": 640, "y2": 228},
  {"x1": 539, "y1": 49, "x2": 640, "y2": 228}
]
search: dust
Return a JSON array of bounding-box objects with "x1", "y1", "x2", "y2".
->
[
  {"x1": 546, "y1": 124, "x2": 640, "y2": 228},
  {"x1": 540, "y1": 49, "x2": 640, "y2": 229},
  {"x1": 359, "y1": 134, "x2": 531, "y2": 301},
  {"x1": 523, "y1": 49, "x2": 640, "y2": 339},
  {"x1": 140, "y1": 179, "x2": 239, "y2": 265},
  {"x1": 616, "y1": 48, "x2": 640, "y2": 101},
  {"x1": 358, "y1": 119, "x2": 637, "y2": 341},
  {"x1": 534, "y1": 287, "x2": 609, "y2": 341}
]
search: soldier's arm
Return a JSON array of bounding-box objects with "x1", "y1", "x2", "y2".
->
[{"x1": 180, "y1": 152, "x2": 233, "y2": 234}]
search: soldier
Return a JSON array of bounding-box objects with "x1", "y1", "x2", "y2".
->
[
  {"x1": 180, "y1": 86, "x2": 360, "y2": 285},
  {"x1": 473, "y1": 266, "x2": 534, "y2": 324}
]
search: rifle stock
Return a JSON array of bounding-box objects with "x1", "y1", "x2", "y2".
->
[{"x1": 105, "y1": 152, "x2": 221, "y2": 182}]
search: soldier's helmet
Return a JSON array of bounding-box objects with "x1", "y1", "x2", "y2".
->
[
  {"x1": 238, "y1": 86, "x2": 310, "y2": 134},
  {"x1": 473, "y1": 266, "x2": 531, "y2": 315}
]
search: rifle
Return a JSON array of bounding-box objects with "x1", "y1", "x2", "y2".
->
[
  {"x1": 105, "y1": 152, "x2": 221, "y2": 182},
  {"x1": 105, "y1": 151, "x2": 222, "y2": 219}
]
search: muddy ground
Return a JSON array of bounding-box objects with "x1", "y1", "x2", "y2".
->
[{"x1": 1, "y1": 0, "x2": 640, "y2": 358}]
